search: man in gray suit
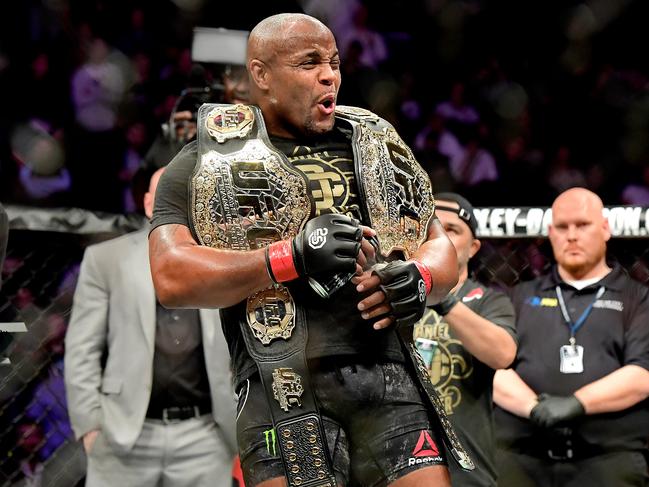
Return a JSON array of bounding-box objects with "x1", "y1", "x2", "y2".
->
[{"x1": 64, "y1": 168, "x2": 237, "y2": 486}]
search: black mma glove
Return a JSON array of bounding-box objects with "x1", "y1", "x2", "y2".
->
[
  {"x1": 529, "y1": 394, "x2": 585, "y2": 428},
  {"x1": 372, "y1": 259, "x2": 433, "y2": 328},
  {"x1": 266, "y1": 214, "x2": 362, "y2": 283}
]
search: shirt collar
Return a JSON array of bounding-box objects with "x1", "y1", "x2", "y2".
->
[{"x1": 540, "y1": 264, "x2": 625, "y2": 292}]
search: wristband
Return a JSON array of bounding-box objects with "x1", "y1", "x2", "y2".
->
[
  {"x1": 266, "y1": 240, "x2": 299, "y2": 283},
  {"x1": 431, "y1": 293, "x2": 459, "y2": 316},
  {"x1": 411, "y1": 260, "x2": 433, "y2": 295}
]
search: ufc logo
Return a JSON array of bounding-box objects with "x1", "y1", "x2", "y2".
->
[{"x1": 308, "y1": 228, "x2": 328, "y2": 249}]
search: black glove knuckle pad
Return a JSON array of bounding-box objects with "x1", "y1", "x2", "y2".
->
[
  {"x1": 332, "y1": 223, "x2": 362, "y2": 243},
  {"x1": 372, "y1": 260, "x2": 427, "y2": 328},
  {"x1": 335, "y1": 241, "x2": 361, "y2": 258},
  {"x1": 294, "y1": 214, "x2": 361, "y2": 277}
]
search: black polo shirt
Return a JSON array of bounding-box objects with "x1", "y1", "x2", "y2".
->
[{"x1": 495, "y1": 265, "x2": 649, "y2": 452}]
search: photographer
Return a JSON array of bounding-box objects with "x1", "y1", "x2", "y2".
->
[{"x1": 142, "y1": 62, "x2": 250, "y2": 171}]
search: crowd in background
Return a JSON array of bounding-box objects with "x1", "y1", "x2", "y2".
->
[{"x1": 1, "y1": 0, "x2": 649, "y2": 214}]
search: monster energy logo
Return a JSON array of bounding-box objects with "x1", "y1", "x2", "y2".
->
[{"x1": 263, "y1": 428, "x2": 277, "y2": 456}]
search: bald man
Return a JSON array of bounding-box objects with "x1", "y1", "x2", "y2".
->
[
  {"x1": 65, "y1": 168, "x2": 236, "y2": 486},
  {"x1": 493, "y1": 188, "x2": 649, "y2": 487},
  {"x1": 149, "y1": 12, "x2": 471, "y2": 487}
]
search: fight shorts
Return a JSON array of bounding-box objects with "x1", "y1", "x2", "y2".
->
[{"x1": 236, "y1": 358, "x2": 447, "y2": 487}]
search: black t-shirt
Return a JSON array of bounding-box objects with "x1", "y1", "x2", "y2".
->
[
  {"x1": 269, "y1": 127, "x2": 362, "y2": 220},
  {"x1": 413, "y1": 278, "x2": 516, "y2": 487},
  {"x1": 151, "y1": 123, "x2": 404, "y2": 388},
  {"x1": 495, "y1": 265, "x2": 649, "y2": 452}
]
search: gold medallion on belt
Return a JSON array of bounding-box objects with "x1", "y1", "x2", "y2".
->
[{"x1": 204, "y1": 104, "x2": 254, "y2": 143}]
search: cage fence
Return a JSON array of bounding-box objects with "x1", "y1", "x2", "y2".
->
[{"x1": 0, "y1": 206, "x2": 647, "y2": 486}]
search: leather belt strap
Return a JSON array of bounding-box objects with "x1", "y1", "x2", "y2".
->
[
  {"x1": 146, "y1": 404, "x2": 211, "y2": 422},
  {"x1": 194, "y1": 103, "x2": 335, "y2": 486},
  {"x1": 332, "y1": 106, "x2": 474, "y2": 472},
  {"x1": 240, "y1": 300, "x2": 337, "y2": 487}
]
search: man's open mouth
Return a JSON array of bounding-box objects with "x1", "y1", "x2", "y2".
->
[{"x1": 317, "y1": 94, "x2": 336, "y2": 114}]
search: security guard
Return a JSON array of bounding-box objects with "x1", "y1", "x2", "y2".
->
[{"x1": 493, "y1": 187, "x2": 649, "y2": 487}]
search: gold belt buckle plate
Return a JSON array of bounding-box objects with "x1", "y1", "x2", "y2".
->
[
  {"x1": 246, "y1": 286, "x2": 296, "y2": 345},
  {"x1": 204, "y1": 104, "x2": 254, "y2": 143}
]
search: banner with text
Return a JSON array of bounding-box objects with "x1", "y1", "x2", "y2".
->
[{"x1": 473, "y1": 206, "x2": 649, "y2": 238}]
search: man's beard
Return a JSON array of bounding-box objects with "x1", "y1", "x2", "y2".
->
[
  {"x1": 559, "y1": 255, "x2": 594, "y2": 279},
  {"x1": 303, "y1": 115, "x2": 334, "y2": 137}
]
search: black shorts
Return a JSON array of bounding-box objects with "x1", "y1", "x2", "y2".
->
[{"x1": 236, "y1": 359, "x2": 447, "y2": 487}]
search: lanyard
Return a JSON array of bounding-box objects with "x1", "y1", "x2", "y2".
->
[{"x1": 555, "y1": 285, "x2": 605, "y2": 342}]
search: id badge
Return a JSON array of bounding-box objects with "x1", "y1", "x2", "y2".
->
[{"x1": 559, "y1": 345, "x2": 584, "y2": 374}]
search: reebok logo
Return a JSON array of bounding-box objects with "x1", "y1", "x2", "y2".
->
[
  {"x1": 407, "y1": 431, "x2": 442, "y2": 466},
  {"x1": 308, "y1": 228, "x2": 328, "y2": 249},
  {"x1": 412, "y1": 430, "x2": 439, "y2": 456}
]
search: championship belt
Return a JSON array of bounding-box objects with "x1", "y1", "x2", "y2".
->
[
  {"x1": 193, "y1": 104, "x2": 337, "y2": 487},
  {"x1": 335, "y1": 106, "x2": 475, "y2": 471},
  {"x1": 335, "y1": 106, "x2": 435, "y2": 259}
]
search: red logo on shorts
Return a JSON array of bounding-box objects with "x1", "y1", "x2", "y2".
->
[{"x1": 412, "y1": 431, "x2": 440, "y2": 457}]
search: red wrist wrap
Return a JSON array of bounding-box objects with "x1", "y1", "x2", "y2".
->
[
  {"x1": 412, "y1": 260, "x2": 433, "y2": 295},
  {"x1": 267, "y1": 240, "x2": 299, "y2": 283}
]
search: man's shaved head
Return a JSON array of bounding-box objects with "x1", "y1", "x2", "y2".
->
[
  {"x1": 552, "y1": 187, "x2": 605, "y2": 217},
  {"x1": 247, "y1": 13, "x2": 331, "y2": 65},
  {"x1": 246, "y1": 13, "x2": 341, "y2": 138},
  {"x1": 549, "y1": 187, "x2": 611, "y2": 280}
]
